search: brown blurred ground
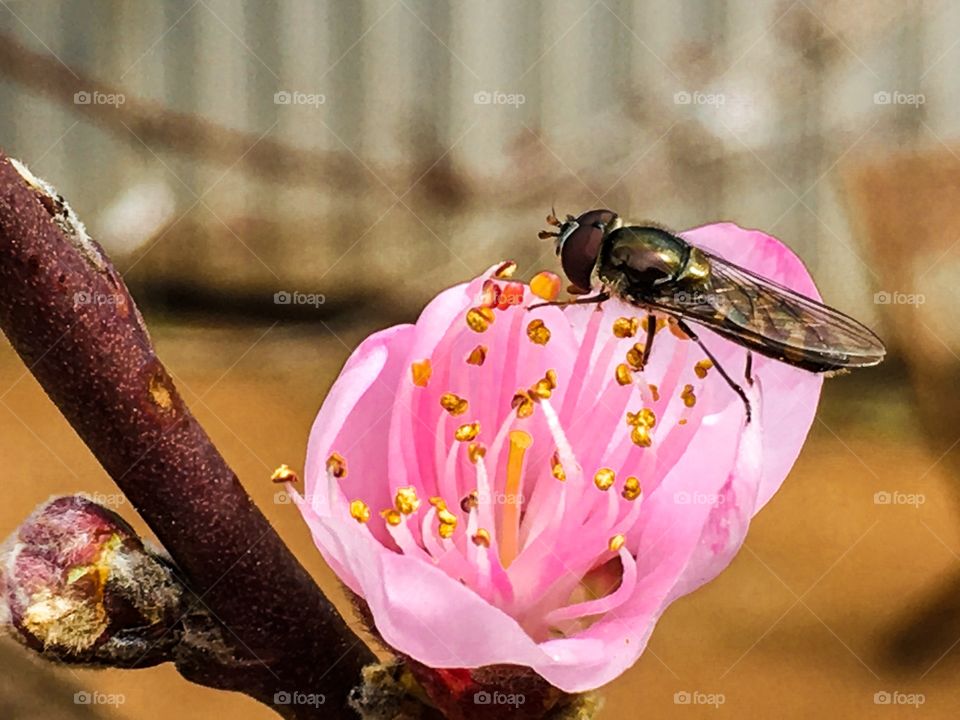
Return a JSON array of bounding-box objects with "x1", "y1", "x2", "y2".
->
[{"x1": 0, "y1": 317, "x2": 956, "y2": 719}]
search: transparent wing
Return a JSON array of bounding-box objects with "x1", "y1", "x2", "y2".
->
[{"x1": 644, "y1": 252, "x2": 886, "y2": 372}]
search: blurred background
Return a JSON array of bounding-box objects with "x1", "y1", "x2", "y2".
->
[{"x1": 0, "y1": 0, "x2": 958, "y2": 717}]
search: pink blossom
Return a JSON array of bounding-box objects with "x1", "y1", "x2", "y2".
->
[{"x1": 294, "y1": 223, "x2": 822, "y2": 692}]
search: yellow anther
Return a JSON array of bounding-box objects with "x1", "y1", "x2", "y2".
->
[
  {"x1": 609, "y1": 534, "x2": 626, "y2": 552},
  {"x1": 530, "y1": 271, "x2": 562, "y2": 301},
  {"x1": 271, "y1": 463, "x2": 298, "y2": 484},
  {"x1": 455, "y1": 421, "x2": 481, "y2": 442},
  {"x1": 648, "y1": 384, "x2": 660, "y2": 401},
  {"x1": 622, "y1": 476, "x2": 642, "y2": 501},
  {"x1": 437, "y1": 508, "x2": 458, "y2": 526},
  {"x1": 681, "y1": 384, "x2": 697, "y2": 408},
  {"x1": 472, "y1": 528, "x2": 492, "y2": 547},
  {"x1": 466, "y1": 345, "x2": 488, "y2": 366},
  {"x1": 467, "y1": 442, "x2": 487, "y2": 464},
  {"x1": 466, "y1": 307, "x2": 496, "y2": 333},
  {"x1": 530, "y1": 378, "x2": 553, "y2": 399},
  {"x1": 625, "y1": 343, "x2": 645, "y2": 371},
  {"x1": 411, "y1": 359, "x2": 432, "y2": 387},
  {"x1": 380, "y1": 509, "x2": 402, "y2": 526},
  {"x1": 615, "y1": 363, "x2": 633, "y2": 386},
  {"x1": 613, "y1": 317, "x2": 639, "y2": 338},
  {"x1": 631, "y1": 424, "x2": 653, "y2": 448},
  {"x1": 594, "y1": 468, "x2": 616, "y2": 491},
  {"x1": 326, "y1": 452, "x2": 347, "y2": 479},
  {"x1": 545, "y1": 369, "x2": 558, "y2": 388},
  {"x1": 440, "y1": 392, "x2": 469, "y2": 416},
  {"x1": 429, "y1": 496, "x2": 447, "y2": 510},
  {"x1": 526, "y1": 319, "x2": 551, "y2": 345},
  {"x1": 394, "y1": 487, "x2": 421, "y2": 515},
  {"x1": 694, "y1": 359, "x2": 713, "y2": 379},
  {"x1": 349, "y1": 500, "x2": 370, "y2": 523},
  {"x1": 460, "y1": 491, "x2": 479, "y2": 513},
  {"x1": 512, "y1": 391, "x2": 535, "y2": 418},
  {"x1": 493, "y1": 260, "x2": 517, "y2": 279},
  {"x1": 438, "y1": 523, "x2": 456, "y2": 539},
  {"x1": 551, "y1": 451, "x2": 566, "y2": 482}
]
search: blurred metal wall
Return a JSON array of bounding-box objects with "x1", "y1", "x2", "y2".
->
[{"x1": 0, "y1": 0, "x2": 944, "y2": 319}]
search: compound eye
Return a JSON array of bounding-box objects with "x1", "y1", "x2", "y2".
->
[{"x1": 560, "y1": 223, "x2": 606, "y2": 290}]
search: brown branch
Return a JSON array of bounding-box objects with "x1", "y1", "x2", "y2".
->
[{"x1": 0, "y1": 150, "x2": 377, "y2": 718}]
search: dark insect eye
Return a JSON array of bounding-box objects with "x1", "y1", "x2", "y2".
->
[{"x1": 560, "y1": 209, "x2": 618, "y2": 290}]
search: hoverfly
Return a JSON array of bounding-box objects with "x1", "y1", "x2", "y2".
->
[{"x1": 537, "y1": 209, "x2": 886, "y2": 421}]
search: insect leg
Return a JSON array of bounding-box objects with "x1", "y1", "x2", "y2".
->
[
  {"x1": 641, "y1": 313, "x2": 656, "y2": 367},
  {"x1": 527, "y1": 291, "x2": 610, "y2": 311},
  {"x1": 745, "y1": 351, "x2": 754, "y2": 386},
  {"x1": 676, "y1": 319, "x2": 752, "y2": 423}
]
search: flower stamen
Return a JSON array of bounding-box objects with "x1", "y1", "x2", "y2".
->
[
  {"x1": 526, "y1": 319, "x2": 551, "y2": 345},
  {"x1": 694, "y1": 359, "x2": 713, "y2": 378},
  {"x1": 466, "y1": 345, "x2": 488, "y2": 365},
  {"x1": 326, "y1": 453, "x2": 347, "y2": 479},
  {"x1": 594, "y1": 468, "x2": 615, "y2": 491},
  {"x1": 411, "y1": 359, "x2": 432, "y2": 387},
  {"x1": 612, "y1": 317, "x2": 639, "y2": 338},
  {"x1": 455, "y1": 421, "x2": 481, "y2": 442},
  {"x1": 440, "y1": 392, "x2": 469, "y2": 416},
  {"x1": 394, "y1": 487, "x2": 421, "y2": 515},
  {"x1": 349, "y1": 500, "x2": 370, "y2": 523}
]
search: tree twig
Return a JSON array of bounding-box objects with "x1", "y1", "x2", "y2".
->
[{"x1": 0, "y1": 150, "x2": 376, "y2": 719}]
